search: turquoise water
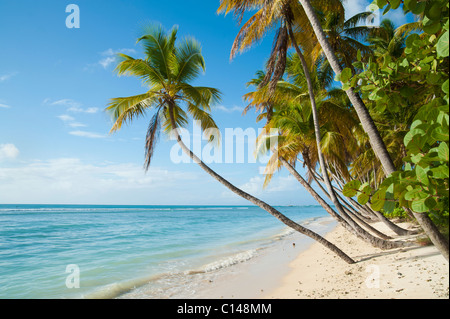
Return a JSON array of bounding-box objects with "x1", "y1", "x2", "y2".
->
[{"x1": 0, "y1": 204, "x2": 332, "y2": 299}]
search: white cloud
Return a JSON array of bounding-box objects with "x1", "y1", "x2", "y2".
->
[
  {"x1": 68, "y1": 106, "x2": 99, "y2": 114},
  {"x1": 0, "y1": 158, "x2": 199, "y2": 204},
  {"x1": 57, "y1": 114, "x2": 75, "y2": 122},
  {"x1": 0, "y1": 103, "x2": 11, "y2": 109},
  {"x1": 84, "y1": 107, "x2": 99, "y2": 114},
  {"x1": 0, "y1": 144, "x2": 19, "y2": 161},
  {"x1": 50, "y1": 101, "x2": 103, "y2": 137},
  {"x1": 0, "y1": 72, "x2": 17, "y2": 82},
  {"x1": 384, "y1": 9, "x2": 410, "y2": 27},
  {"x1": 343, "y1": 0, "x2": 371, "y2": 20},
  {"x1": 99, "y1": 56, "x2": 116, "y2": 69},
  {"x1": 86, "y1": 48, "x2": 137, "y2": 70},
  {"x1": 45, "y1": 98, "x2": 99, "y2": 114},
  {"x1": 68, "y1": 122, "x2": 87, "y2": 128},
  {"x1": 47, "y1": 98, "x2": 81, "y2": 108},
  {"x1": 57, "y1": 114, "x2": 87, "y2": 128},
  {"x1": 69, "y1": 130, "x2": 107, "y2": 139},
  {"x1": 238, "y1": 174, "x2": 298, "y2": 196},
  {"x1": 101, "y1": 48, "x2": 136, "y2": 56},
  {"x1": 215, "y1": 105, "x2": 244, "y2": 113},
  {"x1": 220, "y1": 174, "x2": 296, "y2": 200}
]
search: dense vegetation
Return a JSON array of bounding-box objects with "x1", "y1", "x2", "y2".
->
[{"x1": 219, "y1": 0, "x2": 448, "y2": 259}]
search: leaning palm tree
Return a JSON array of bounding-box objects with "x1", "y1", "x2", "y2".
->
[
  {"x1": 247, "y1": 57, "x2": 411, "y2": 244},
  {"x1": 307, "y1": 10, "x2": 374, "y2": 72},
  {"x1": 220, "y1": 0, "x2": 410, "y2": 249},
  {"x1": 298, "y1": 0, "x2": 449, "y2": 260},
  {"x1": 106, "y1": 24, "x2": 355, "y2": 264}
]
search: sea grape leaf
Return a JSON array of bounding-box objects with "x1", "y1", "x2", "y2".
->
[
  {"x1": 442, "y1": 79, "x2": 449, "y2": 95},
  {"x1": 406, "y1": 33, "x2": 420, "y2": 48},
  {"x1": 389, "y1": 0, "x2": 401, "y2": 9},
  {"x1": 372, "y1": 0, "x2": 387, "y2": 10},
  {"x1": 438, "y1": 142, "x2": 449, "y2": 161},
  {"x1": 383, "y1": 184, "x2": 396, "y2": 213},
  {"x1": 404, "y1": 0, "x2": 417, "y2": 11},
  {"x1": 423, "y1": 16, "x2": 441, "y2": 34},
  {"x1": 415, "y1": 165, "x2": 429, "y2": 186},
  {"x1": 357, "y1": 185, "x2": 372, "y2": 205},
  {"x1": 425, "y1": 1, "x2": 442, "y2": 21},
  {"x1": 431, "y1": 165, "x2": 450, "y2": 178},
  {"x1": 411, "y1": 197, "x2": 436, "y2": 213},
  {"x1": 343, "y1": 180, "x2": 361, "y2": 197},
  {"x1": 340, "y1": 67, "x2": 352, "y2": 83},
  {"x1": 411, "y1": 1, "x2": 426, "y2": 14},
  {"x1": 370, "y1": 188, "x2": 386, "y2": 211},
  {"x1": 405, "y1": 133, "x2": 427, "y2": 154},
  {"x1": 405, "y1": 187, "x2": 427, "y2": 201},
  {"x1": 432, "y1": 126, "x2": 449, "y2": 141},
  {"x1": 437, "y1": 30, "x2": 449, "y2": 57}
]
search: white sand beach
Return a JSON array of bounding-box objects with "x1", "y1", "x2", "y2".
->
[
  {"x1": 265, "y1": 221, "x2": 449, "y2": 299},
  {"x1": 189, "y1": 220, "x2": 448, "y2": 299}
]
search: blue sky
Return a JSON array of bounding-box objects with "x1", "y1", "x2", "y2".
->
[{"x1": 0, "y1": 1, "x2": 410, "y2": 205}]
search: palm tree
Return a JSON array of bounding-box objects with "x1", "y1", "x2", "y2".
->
[
  {"x1": 221, "y1": 0, "x2": 410, "y2": 249},
  {"x1": 106, "y1": 24, "x2": 355, "y2": 264},
  {"x1": 307, "y1": 10, "x2": 374, "y2": 72},
  {"x1": 367, "y1": 19, "x2": 406, "y2": 61},
  {"x1": 246, "y1": 55, "x2": 412, "y2": 246},
  {"x1": 297, "y1": 0, "x2": 449, "y2": 260}
]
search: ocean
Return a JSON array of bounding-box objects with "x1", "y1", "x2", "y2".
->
[{"x1": 0, "y1": 204, "x2": 336, "y2": 299}]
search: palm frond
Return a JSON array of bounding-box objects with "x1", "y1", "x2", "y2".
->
[
  {"x1": 174, "y1": 37, "x2": 205, "y2": 83},
  {"x1": 115, "y1": 54, "x2": 166, "y2": 89},
  {"x1": 394, "y1": 21, "x2": 422, "y2": 38},
  {"x1": 144, "y1": 107, "x2": 163, "y2": 171},
  {"x1": 106, "y1": 92, "x2": 157, "y2": 133},
  {"x1": 179, "y1": 84, "x2": 222, "y2": 112},
  {"x1": 217, "y1": 0, "x2": 264, "y2": 24},
  {"x1": 187, "y1": 102, "x2": 220, "y2": 144},
  {"x1": 230, "y1": 8, "x2": 278, "y2": 59},
  {"x1": 343, "y1": 12, "x2": 373, "y2": 29},
  {"x1": 138, "y1": 24, "x2": 178, "y2": 81},
  {"x1": 162, "y1": 104, "x2": 188, "y2": 132},
  {"x1": 343, "y1": 26, "x2": 373, "y2": 42}
]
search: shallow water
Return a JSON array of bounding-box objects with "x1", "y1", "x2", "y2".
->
[{"x1": 0, "y1": 204, "x2": 334, "y2": 298}]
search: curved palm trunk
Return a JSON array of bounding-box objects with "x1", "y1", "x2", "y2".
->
[
  {"x1": 307, "y1": 164, "x2": 393, "y2": 240},
  {"x1": 323, "y1": 167, "x2": 417, "y2": 236},
  {"x1": 278, "y1": 156, "x2": 344, "y2": 224},
  {"x1": 297, "y1": 0, "x2": 395, "y2": 175},
  {"x1": 297, "y1": 0, "x2": 449, "y2": 261},
  {"x1": 279, "y1": 157, "x2": 390, "y2": 240},
  {"x1": 286, "y1": 23, "x2": 406, "y2": 250},
  {"x1": 167, "y1": 103, "x2": 355, "y2": 264}
]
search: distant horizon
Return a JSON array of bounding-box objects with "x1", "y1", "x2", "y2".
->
[{"x1": 0, "y1": 203, "x2": 324, "y2": 207}]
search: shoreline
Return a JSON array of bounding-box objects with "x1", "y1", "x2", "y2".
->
[
  {"x1": 177, "y1": 216, "x2": 338, "y2": 299},
  {"x1": 264, "y1": 221, "x2": 449, "y2": 299}
]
